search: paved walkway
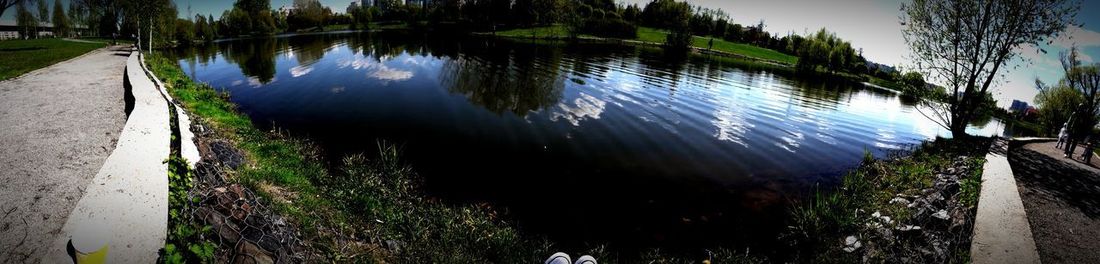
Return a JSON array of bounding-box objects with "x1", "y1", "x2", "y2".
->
[
  {"x1": 42, "y1": 51, "x2": 172, "y2": 263},
  {"x1": 0, "y1": 46, "x2": 130, "y2": 263},
  {"x1": 1010, "y1": 141, "x2": 1100, "y2": 264}
]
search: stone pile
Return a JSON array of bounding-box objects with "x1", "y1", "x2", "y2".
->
[{"x1": 849, "y1": 156, "x2": 977, "y2": 263}]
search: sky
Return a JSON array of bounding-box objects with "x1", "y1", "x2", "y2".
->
[{"x1": 3, "y1": 0, "x2": 1099, "y2": 108}]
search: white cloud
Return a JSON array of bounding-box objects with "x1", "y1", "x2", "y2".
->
[
  {"x1": 289, "y1": 65, "x2": 313, "y2": 77},
  {"x1": 1053, "y1": 25, "x2": 1100, "y2": 49}
]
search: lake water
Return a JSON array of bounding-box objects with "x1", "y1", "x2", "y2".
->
[{"x1": 173, "y1": 32, "x2": 1002, "y2": 252}]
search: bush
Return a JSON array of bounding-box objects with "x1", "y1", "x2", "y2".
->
[
  {"x1": 665, "y1": 23, "x2": 693, "y2": 51},
  {"x1": 580, "y1": 18, "x2": 637, "y2": 39}
]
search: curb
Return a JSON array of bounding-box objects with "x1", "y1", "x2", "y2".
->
[
  {"x1": 46, "y1": 48, "x2": 171, "y2": 263},
  {"x1": 970, "y1": 138, "x2": 1041, "y2": 264}
]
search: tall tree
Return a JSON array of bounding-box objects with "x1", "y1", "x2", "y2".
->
[
  {"x1": 15, "y1": 0, "x2": 34, "y2": 39},
  {"x1": 67, "y1": 0, "x2": 84, "y2": 33},
  {"x1": 902, "y1": 0, "x2": 1079, "y2": 138},
  {"x1": 35, "y1": 0, "x2": 46, "y2": 38},
  {"x1": 51, "y1": 0, "x2": 67, "y2": 37}
]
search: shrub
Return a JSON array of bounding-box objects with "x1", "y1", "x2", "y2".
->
[{"x1": 580, "y1": 18, "x2": 638, "y2": 39}]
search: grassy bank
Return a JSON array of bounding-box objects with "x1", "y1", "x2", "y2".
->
[
  {"x1": 0, "y1": 38, "x2": 106, "y2": 80},
  {"x1": 788, "y1": 137, "x2": 989, "y2": 262},
  {"x1": 494, "y1": 25, "x2": 798, "y2": 65}
]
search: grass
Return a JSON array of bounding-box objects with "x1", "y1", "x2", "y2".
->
[
  {"x1": 0, "y1": 38, "x2": 106, "y2": 80},
  {"x1": 787, "y1": 137, "x2": 990, "y2": 263},
  {"x1": 322, "y1": 24, "x2": 351, "y2": 31},
  {"x1": 491, "y1": 25, "x2": 798, "y2": 65},
  {"x1": 496, "y1": 24, "x2": 570, "y2": 38}
]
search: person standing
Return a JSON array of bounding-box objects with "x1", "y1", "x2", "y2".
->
[
  {"x1": 1056, "y1": 124, "x2": 1069, "y2": 149},
  {"x1": 1082, "y1": 137, "x2": 1094, "y2": 164},
  {"x1": 1065, "y1": 103, "x2": 1085, "y2": 158}
]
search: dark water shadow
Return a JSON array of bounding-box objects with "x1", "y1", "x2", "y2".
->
[
  {"x1": 1009, "y1": 146, "x2": 1100, "y2": 219},
  {"x1": 122, "y1": 66, "x2": 134, "y2": 118}
]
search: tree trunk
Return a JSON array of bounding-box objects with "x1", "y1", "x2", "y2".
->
[{"x1": 950, "y1": 115, "x2": 970, "y2": 139}]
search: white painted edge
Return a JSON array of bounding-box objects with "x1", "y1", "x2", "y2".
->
[{"x1": 138, "y1": 53, "x2": 201, "y2": 168}]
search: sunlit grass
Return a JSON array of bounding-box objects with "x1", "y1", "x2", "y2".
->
[
  {"x1": 0, "y1": 38, "x2": 105, "y2": 80},
  {"x1": 494, "y1": 25, "x2": 797, "y2": 65}
]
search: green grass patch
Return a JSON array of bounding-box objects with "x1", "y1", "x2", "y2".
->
[
  {"x1": 495, "y1": 25, "x2": 570, "y2": 38},
  {"x1": 491, "y1": 25, "x2": 797, "y2": 65},
  {"x1": 0, "y1": 38, "x2": 106, "y2": 80},
  {"x1": 322, "y1": 24, "x2": 351, "y2": 31}
]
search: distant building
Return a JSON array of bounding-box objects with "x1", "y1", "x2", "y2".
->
[
  {"x1": 0, "y1": 23, "x2": 89, "y2": 40},
  {"x1": 1010, "y1": 100, "x2": 1029, "y2": 112}
]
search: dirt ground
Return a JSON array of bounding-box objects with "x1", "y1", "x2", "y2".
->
[
  {"x1": 0, "y1": 46, "x2": 130, "y2": 263},
  {"x1": 1008, "y1": 141, "x2": 1100, "y2": 264}
]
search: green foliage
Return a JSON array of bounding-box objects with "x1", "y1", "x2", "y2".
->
[
  {"x1": 173, "y1": 18, "x2": 194, "y2": 45},
  {"x1": 288, "y1": 0, "x2": 326, "y2": 31},
  {"x1": 1036, "y1": 84, "x2": 1086, "y2": 135},
  {"x1": 579, "y1": 18, "x2": 636, "y2": 39},
  {"x1": 161, "y1": 153, "x2": 215, "y2": 263},
  {"x1": 795, "y1": 28, "x2": 860, "y2": 74}
]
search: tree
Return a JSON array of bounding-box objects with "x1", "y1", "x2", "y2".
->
[
  {"x1": 902, "y1": 0, "x2": 1079, "y2": 138},
  {"x1": 1057, "y1": 47, "x2": 1100, "y2": 152},
  {"x1": 67, "y1": 0, "x2": 84, "y2": 34},
  {"x1": 193, "y1": 14, "x2": 208, "y2": 41},
  {"x1": 1035, "y1": 84, "x2": 1085, "y2": 135},
  {"x1": 35, "y1": 0, "x2": 46, "y2": 38},
  {"x1": 288, "y1": 0, "x2": 324, "y2": 31},
  {"x1": 51, "y1": 0, "x2": 66, "y2": 37},
  {"x1": 0, "y1": 0, "x2": 23, "y2": 20},
  {"x1": 15, "y1": 0, "x2": 34, "y2": 39}
]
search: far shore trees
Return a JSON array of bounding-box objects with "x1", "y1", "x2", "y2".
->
[{"x1": 902, "y1": 0, "x2": 1079, "y2": 138}]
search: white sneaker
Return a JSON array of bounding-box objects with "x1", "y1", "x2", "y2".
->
[
  {"x1": 545, "y1": 252, "x2": 571, "y2": 264},
  {"x1": 575, "y1": 255, "x2": 598, "y2": 264}
]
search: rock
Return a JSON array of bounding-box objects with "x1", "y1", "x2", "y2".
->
[
  {"x1": 932, "y1": 210, "x2": 949, "y2": 220},
  {"x1": 385, "y1": 240, "x2": 405, "y2": 254},
  {"x1": 897, "y1": 225, "x2": 922, "y2": 231},
  {"x1": 843, "y1": 236, "x2": 862, "y2": 252},
  {"x1": 234, "y1": 241, "x2": 274, "y2": 264},
  {"x1": 945, "y1": 167, "x2": 957, "y2": 175},
  {"x1": 890, "y1": 197, "x2": 909, "y2": 204}
]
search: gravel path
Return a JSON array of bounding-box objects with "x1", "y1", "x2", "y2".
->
[
  {"x1": 1009, "y1": 141, "x2": 1100, "y2": 264},
  {"x1": 0, "y1": 46, "x2": 130, "y2": 263}
]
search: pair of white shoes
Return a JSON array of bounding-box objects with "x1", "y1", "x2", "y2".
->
[{"x1": 545, "y1": 252, "x2": 597, "y2": 264}]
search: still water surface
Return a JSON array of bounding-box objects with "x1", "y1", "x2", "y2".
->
[{"x1": 174, "y1": 32, "x2": 1001, "y2": 251}]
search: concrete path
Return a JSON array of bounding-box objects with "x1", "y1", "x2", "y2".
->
[
  {"x1": 0, "y1": 46, "x2": 130, "y2": 263},
  {"x1": 42, "y1": 51, "x2": 171, "y2": 263},
  {"x1": 971, "y1": 138, "x2": 1041, "y2": 264}
]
